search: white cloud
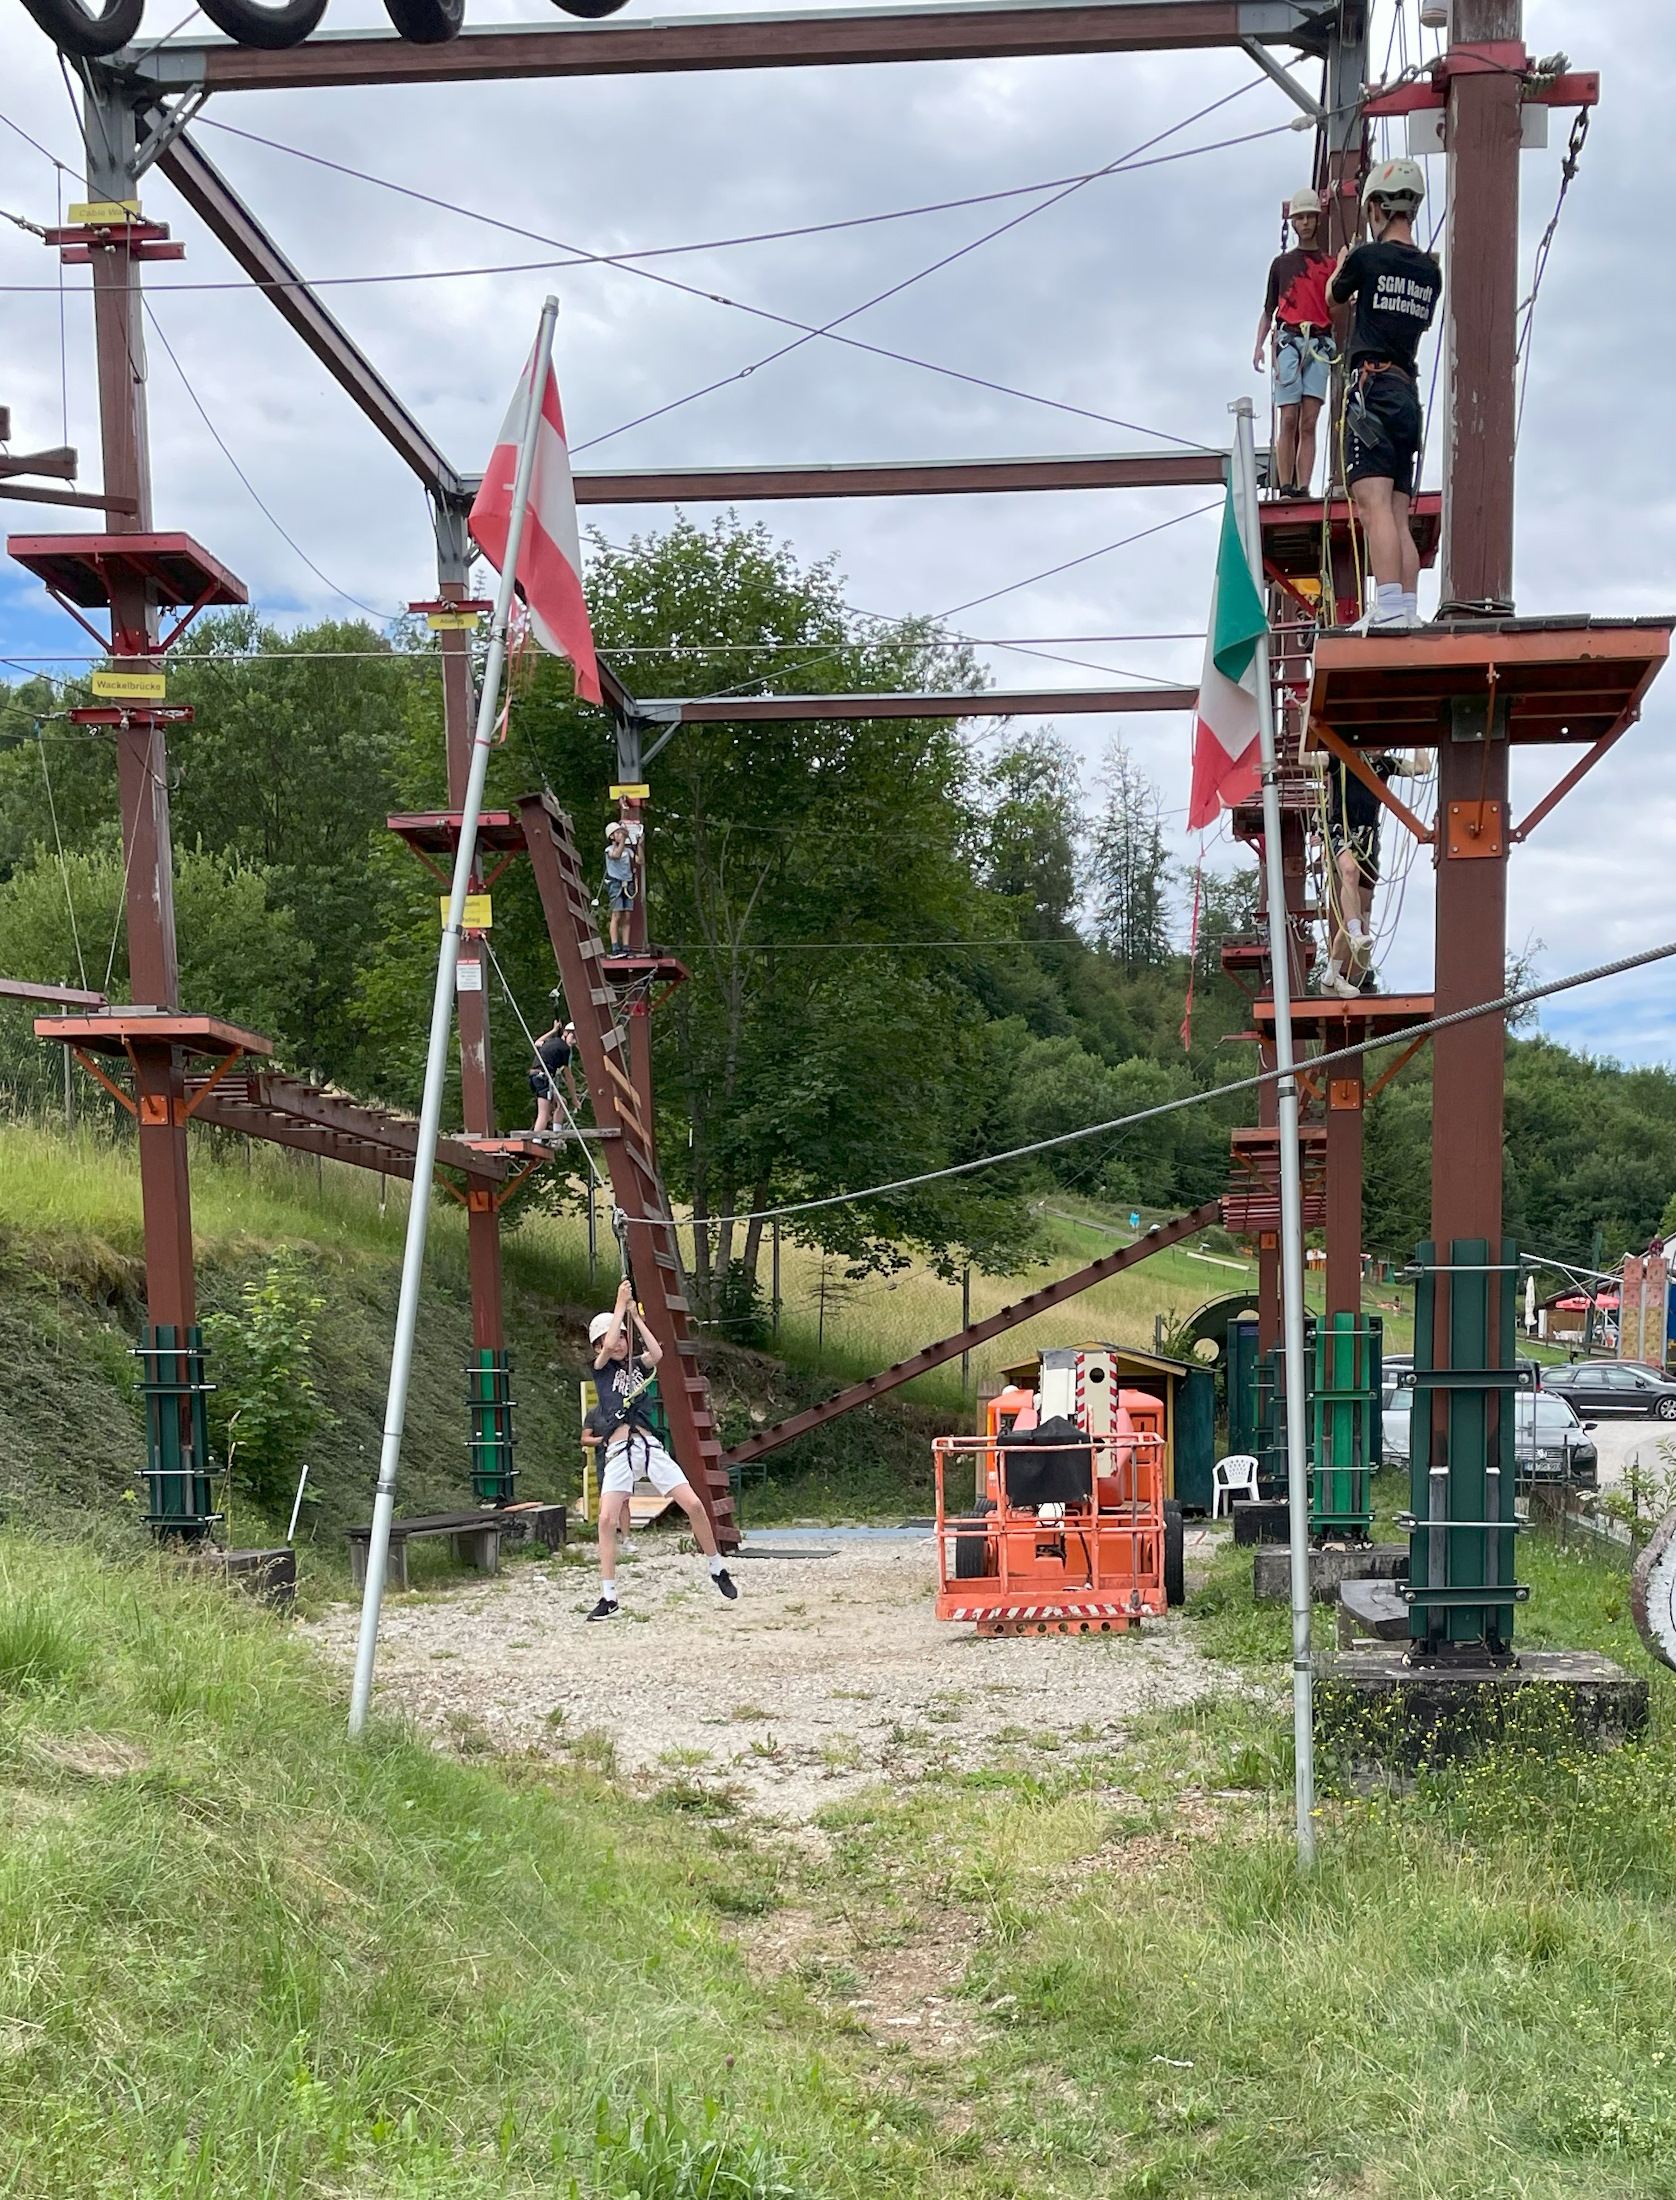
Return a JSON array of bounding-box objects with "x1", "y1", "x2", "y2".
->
[{"x1": 0, "y1": 0, "x2": 1670, "y2": 1063}]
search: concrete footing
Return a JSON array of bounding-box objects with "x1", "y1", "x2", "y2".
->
[
  {"x1": 1315, "y1": 1647, "x2": 1649, "y2": 1768},
  {"x1": 191, "y1": 1546, "x2": 296, "y2": 1607},
  {"x1": 1233, "y1": 1499, "x2": 1289, "y2": 1546},
  {"x1": 1253, "y1": 1541, "x2": 1407, "y2": 1604}
]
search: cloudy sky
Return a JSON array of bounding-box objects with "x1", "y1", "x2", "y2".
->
[{"x1": 1, "y1": 0, "x2": 1671, "y2": 1061}]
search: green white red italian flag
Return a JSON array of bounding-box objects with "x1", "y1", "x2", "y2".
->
[{"x1": 1186, "y1": 487, "x2": 1269, "y2": 830}]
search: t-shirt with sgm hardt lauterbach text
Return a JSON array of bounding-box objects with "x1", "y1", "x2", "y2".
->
[{"x1": 1329, "y1": 239, "x2": 1441, "y2": 372}]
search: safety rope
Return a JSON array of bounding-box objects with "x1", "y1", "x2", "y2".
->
[
  {"x1": 36, "y1": 732, "x2": 86, "y2": 991},
  {"x1": 1515, "y1": 106, "x2": 1590, "y2": 444}
]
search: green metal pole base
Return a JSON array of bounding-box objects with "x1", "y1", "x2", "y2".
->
[
  {"x1": 467, "y1": 1349, "x2": 518, "y2": 1506},
  {"x1": 135, "y1": 1323, "x2": 216, "y2": 1540}
]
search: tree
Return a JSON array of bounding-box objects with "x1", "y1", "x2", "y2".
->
[
  {"x1": 972, "y1": 731, "x2": 1083, "y2": 938},
  {"x1": 502, "y1": 517, "x2": 1037, "y2": 1313},
  {"x1": 1088, "y1": 740, "x2": 1171, "y2": 973}
]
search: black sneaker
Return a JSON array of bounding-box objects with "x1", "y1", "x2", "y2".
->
[
  {"x1": 586, "y1": 1596, "x2": 620, "y2": 1622},
  {"x1": 711, "y1": 1569, "x2": 738, "y2": 1602}
]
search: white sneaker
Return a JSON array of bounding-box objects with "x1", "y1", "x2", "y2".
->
[{"x1": 1319, "y1": 958, "x2": 1359, "y2": 1000}]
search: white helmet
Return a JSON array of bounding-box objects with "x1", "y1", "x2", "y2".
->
[
  {"x1": 588, "y1": 1312, "x2": 617, "y2": 1345},
  {"x1": 1288, "y1": 187, "x2": 1321, "y2": 219},
  {"x1": 1362, "y1": 158, "x2": 1425, "y2": 212}
]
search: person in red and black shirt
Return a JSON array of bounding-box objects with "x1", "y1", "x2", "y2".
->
[{"x1": 1253, "y1": 187, "x2": 1336, "y2": 497}]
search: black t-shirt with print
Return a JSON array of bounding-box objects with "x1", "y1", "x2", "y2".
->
[
  {"x1": 535, "y1": 1030, "x2": 572, "y2": 1075},
  {"x1": 1264, "y1": 245, "x2": 1334, "y2": 329},
  {"x1": 1330, "y1": 239, "x2": 1440, "y2": 371},
  {"x1": 594, "y1": 1351, "x2": 656, "y2": 1434},
  {"x1": 1327, "y1": 754, "x2": 1398, "y2": 838}
]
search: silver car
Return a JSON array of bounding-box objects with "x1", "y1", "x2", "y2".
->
[{"x1": 1379, "y1": 1384, "x2": 1596, "y2": 1486}]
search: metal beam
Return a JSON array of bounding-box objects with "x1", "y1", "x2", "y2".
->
[
  {"x1": 124, "y1": 1, "x2": 1334, "y2": 96},
  {"x1": 572, "y1": 452, "x2": 1229, "y2": 504},
  {"x1": 0, "y1": 482, "x2": 138, "y2": 514},
  {"x1": 156, "y1": 131, "x2": 466, "y2": 504},
  {"x1": 662, "y1": 684, "x2": 1198, "y2": 723},
  {"x1": 722, "y1": 1199, "x2": 1224, "y2": 1467}
]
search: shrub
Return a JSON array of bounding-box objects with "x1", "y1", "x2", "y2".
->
[{"x1": 204, "y1": 1250, "x2": 334, "y2": 1508}]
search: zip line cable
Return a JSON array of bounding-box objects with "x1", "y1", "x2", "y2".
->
[
  {"x1": 188, "y1": 91, "x2": 1280, "y2": 455},
  {"x1": 478, "y1": 933, "x2": 606, "y2": 1189},
  {"x1": 667, "y1": 934, "x2": 1676, "y2": 1232},
  {"x1": 142, "y1": 299, "x2": 400, "y2": 622}
]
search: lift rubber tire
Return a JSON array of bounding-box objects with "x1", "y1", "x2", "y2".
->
[
  {"x1": 1164, "y1": 1500, "x2": 1185, "y2": 1609},
  {"x1": 953, "y1": 1496, "x2": 996, "y2": 1581},
  {"x1": 382, "y1": 0, "x2": 465, "y2": 40},
  {"x1": 553, "y1": 0, "x2": 631, "y2": 17},
  {"x1": 196, "y1": 0, "x2": 328, "y2": 46},
  {"x1": 17, "y1": 0, "x2": 144, "y2": 59}
]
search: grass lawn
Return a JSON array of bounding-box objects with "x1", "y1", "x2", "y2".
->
[{"x1": 3, "y1": 1497, "x2": 1674, "y2": 2197}]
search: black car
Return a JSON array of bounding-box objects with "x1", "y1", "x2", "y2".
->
[{"x1": 1543, "y1": 1359, "x2": 1676, "y2": 1421}]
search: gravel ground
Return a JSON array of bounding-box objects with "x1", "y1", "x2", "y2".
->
[{"x1": 304, "y1": 1531, "x2": 1226, "y2": 1819}]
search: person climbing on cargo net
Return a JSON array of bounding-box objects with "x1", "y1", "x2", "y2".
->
[
  {"x1": 581, "y1": 1277, "x2": 738, "y2": 1620},
  {"x1": 1317, "y1": 748, "x2": 1427, "y2": 997}
]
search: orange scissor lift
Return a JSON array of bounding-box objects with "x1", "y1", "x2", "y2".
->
[{"x1": 935, "y1": 1352, "x2": 1168, "y2": 1635}]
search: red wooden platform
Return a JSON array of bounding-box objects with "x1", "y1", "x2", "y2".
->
[
  {"x1": 1252, "y1": 993, "x2": 1436, "y2": 1044},
  {"x1": 1306, "y1": 617, "x2": 1672, "y2": 749},
  {"x1": 7, "y1": 532, "x2": 246, "y2": 611},
  {"x1": 35, "y1": 1010, "x2": 271, "y2": 1058}
]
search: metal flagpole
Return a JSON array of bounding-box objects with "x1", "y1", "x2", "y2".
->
[
  {"x1": 1230, "y1": 395, "x2": 1317, "y2": 1866},
  {"x1": 348, "y1": 296, "x2": 560, "y2": 1739}
]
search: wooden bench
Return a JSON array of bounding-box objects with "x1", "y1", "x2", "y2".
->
[
  {"x1": 1337, "y1": 1575, "x2": 1411, "y2": 1649},
  {"x1": 347, "y1": 1501, "x2": 567, "y2": 1589}
]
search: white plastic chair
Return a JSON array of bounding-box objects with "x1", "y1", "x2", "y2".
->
[{"x1": 1212, "y1": 1454, "x2": 1261, "y2": 1518}]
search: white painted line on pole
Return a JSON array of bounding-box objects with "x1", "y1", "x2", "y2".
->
[
  {"x1": 348, "y1": 297, "x2": 561, "y2": 1740},
  {"x1": 1231, "y1": 396, "x2": 1317, "y2": 1867}
]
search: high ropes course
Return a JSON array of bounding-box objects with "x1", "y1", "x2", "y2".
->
[{"x1": 2, "y1": 0, "x2": 1672, "y2": 1782}]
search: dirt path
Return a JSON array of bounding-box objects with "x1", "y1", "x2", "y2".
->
[{"x1": 304, "y1": 1530, "x2": 1226, "y2": 1819}]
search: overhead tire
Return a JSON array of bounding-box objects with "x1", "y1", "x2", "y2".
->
[
  {"x1": 1164, "y1": 1500, "x2": 1185, "y2": 1608},
  {"x1": 196, "y1": 0, "x2": 327, "y2": 45},
  {"x1": 553, "y1": 0, "x2": 631, "y2": 16},
  {"x1": 17, "y1": 0, "x2": 144, "y2": 58},
  {"x1": 382, "y1": 0, "x2": 464, "y2": 38}
]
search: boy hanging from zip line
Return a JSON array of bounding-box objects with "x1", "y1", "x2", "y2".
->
[
  {"x1": 1253, "y1": 186, "x2": 1336, "y2": 498},
  {"x1": 1328, "y1": 157, "x2": 1442, "y2": 631},
  {"x1": 581, "y1": 1276, "x2": 738, "y2": 1621}
]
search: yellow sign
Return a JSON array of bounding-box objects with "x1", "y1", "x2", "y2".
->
[
  {"x1": 425, "y1": 609, "x2": 482, "y2": 631},
  {"x1": 91, "y1": 669, "x2": 166, "y2": 701},
  {"x1": 442, "y1": 895, "x2": 494, "y2": 931},
  {"x1": 68, "y1": 201, "x2": 141, "y2": 226},
  {"x1": 610, "y1": 783, "x2": 651, "y2": 801}
]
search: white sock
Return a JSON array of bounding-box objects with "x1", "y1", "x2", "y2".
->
[
  {"x1": 1373, "y1": 582, "x2": 1405, "y2": 624},
  {"x1": 1348, "y1": 918, "x2": 1369, "y2": 943},
  {"x1": 600, "y1": 1578, "x2": 617, "y2": 1603},
  {"x1": 1325, "y1": 957, "x2": 1343, "y2": 983},
  {"x1": 1400, "y1": 590, "x2": 1418, "y2": 623},
  {"x1": 708, "y1": 1554, "x2": 725, "y2": 1577}
]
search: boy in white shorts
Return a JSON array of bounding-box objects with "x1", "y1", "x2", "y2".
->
[{"x1": 581, "y1": 1276, "x2": 737, "y2": 1621}]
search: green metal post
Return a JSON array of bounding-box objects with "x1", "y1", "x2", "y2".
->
[
  {"x1": 136, "y1": 1323, "x2": 215, "y2": 1538},
  {"x1": 1408, "y1": 1238, "x2": 1526, "y2": 1656},
  {"x1": 1309, "y1": 1312, "x2": 1380, "y2": 1538},
  {"x1": 466, "y1": 1348, "x2": 518, "y2": 1505}
]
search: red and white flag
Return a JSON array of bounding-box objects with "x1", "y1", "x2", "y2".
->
[{"x1": 469, "y1": 337, "x2": 602, "y2": 705}]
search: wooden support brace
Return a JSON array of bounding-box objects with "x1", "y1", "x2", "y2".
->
[
  {"x1": 74, "y1": 1045, "x2": 136, "y2": 1115},
  {"x1": 179, "y1": 1046, "x2": 244, "y2": 1121},
  {"x1": 1311, "y1": 720, "x2": 1435, "y2": 845},
  {"x1": 1365, "y1": 1032, "x2": 1431, "y2": 1102},
  {"x1": 1509, "y1": 725, "x2": 1627, "y2": 843}
]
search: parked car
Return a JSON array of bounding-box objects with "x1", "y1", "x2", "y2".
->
[
  {"x1": 1380, "y1": 1384, "x2": 1597, "y2": 1485},
  {"x1": 1542, "y1": 1359, "x2": 1676, "y2": 1421}
]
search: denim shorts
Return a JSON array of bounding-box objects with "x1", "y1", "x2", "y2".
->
[{"x1": 1274, "y1": 329, "x2": 1333, "y2": 408}]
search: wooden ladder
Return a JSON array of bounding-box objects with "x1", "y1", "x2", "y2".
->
[{"x1": 517, "y1": 792, "x2": 737, "y2": 1548}]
